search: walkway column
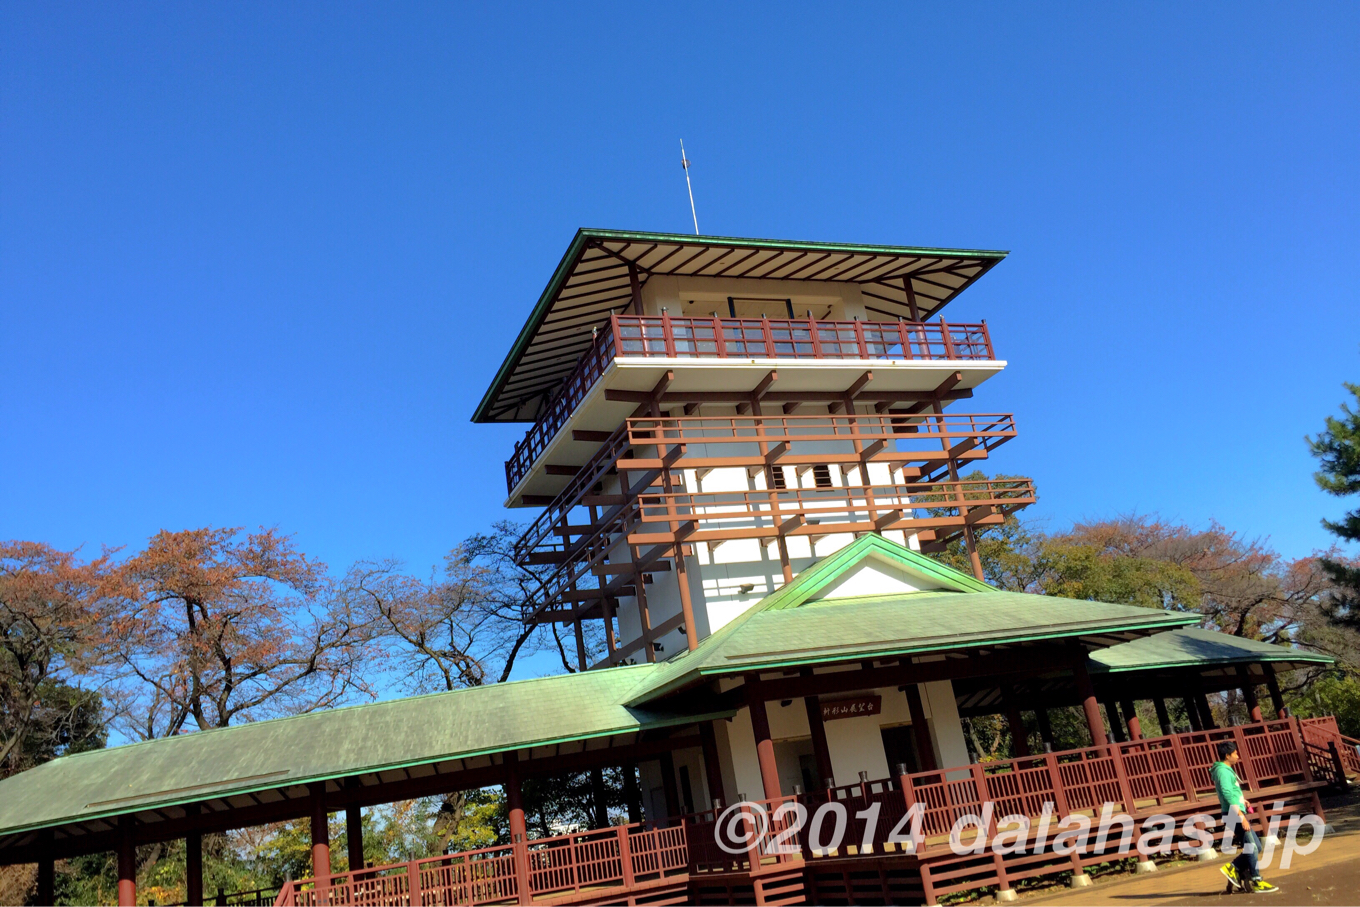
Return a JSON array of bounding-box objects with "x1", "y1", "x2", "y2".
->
[
  {"x1": 1071, "y1": 647, "x2": 1108, "y2": 747},
  {"x1": 36, "y1": 831, "x2": 54, "y2": 907},
  {"x1": 309, "y1": 782, "x2": 331, "y2": 883},
  {"x1": 903, "y1": 684, "x2": 938, "y2": 771},
  {"x1": 1103, "y1": 699, "x2": 1127, "y2": 743},
  {"x1": 117, "y1": 816, "x2": 136, "y2": 907},
  {"x1": 1265, "y1": 665, "x2": 1287, "y2": 718},
  {"x1": 803, "y1": 693, "x2": 835, "y2": 785},
  {"x1": 1183, "y1": 695, "x2": 1203, "y2": 731},
  {"x1": 1120, "y1": 699, "x2": 1142, "y2": 740},
  {"x1": 186, "y1": 805, "x2": 203, "y2": 907},
  {"x1": 658, "y1": 751, "x2": 681, "y2": 821},
  {"x1": 346, "y1": 805, "x2": 364, "y2": 873},
  {"x1": 1002, "y1": 683, "x2": 1029, "y2": 757},
  {"x1": 1238, "y1": 666, "x2": 1263, "y2": 722},
  {"x1": 1153, "y1": 698, "x2": 1172, "y2": 735},
  {"x1": 1035, "y1": 707, "x2": 1055, "y2": 751},
  {"x1": 747, "y1": 692, "x2": 783, "y2": 800},
  {"x1": 1194, "y1": 690, "x2": 1217, "y2": 729},
  {"x1": 505, "y1": 751, "x2": 531, "y2": 905},
  {"x1": 622, "y1": 762, "x2": 642, "y2": 823},
  {"x1": 699, "y1": 721, "x2": 728, "y2": 807},
  {"x1": 590, "y1": 768, "x2": 609, "y2": 828}
]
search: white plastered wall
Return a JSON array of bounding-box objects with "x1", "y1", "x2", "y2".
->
[{"x1": 718, "y1": 678, "x2": 970, "y2": 798}]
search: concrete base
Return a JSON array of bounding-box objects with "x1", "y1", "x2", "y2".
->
[
  {"x1": 996, "y1": 889, "x2": 1018, "y2": 902},
  {"x1": 1135, "y1": 860, "x2": 1157, "y2": 874},
  {"x1": 1069, "y1": 873, "x2": 1092, "y2": 888},
  {"x1": 1196, "y1": 848, "x2": 1219, "y2": 862},
  {"x1": 1324, "y1": 824, "x2": 1336, "y2": 835},
  {"x1": 1264, "y1": 834, "x2": 1281, "y2": 848}
]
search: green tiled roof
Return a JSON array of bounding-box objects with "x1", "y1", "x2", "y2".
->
[
  {"x1": 1090, "y1": 627, "x2": 1334, "y2": 673},
  {"x1": 629, "y1": 534, "x2": 1200, "y2": 705},
  {"x1": 0, "y1": 664, "x2": 721, "y2": 840}
]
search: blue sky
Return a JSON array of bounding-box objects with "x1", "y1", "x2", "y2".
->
[{"x1": 3, "y1": 2, "x2": 1358, "y2": 585}]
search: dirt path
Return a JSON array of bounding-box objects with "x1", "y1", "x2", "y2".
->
[{"x1": 1023, "y1": 794, "x2": 1360, "y2": 907}]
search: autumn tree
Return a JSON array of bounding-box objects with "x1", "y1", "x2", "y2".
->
[
  {"x1": 1310, "y1": 381, "x2": 1360, "y2": 630},
  {"x1": 0, "y1": 541, "x2": 117, "y2": 775},
  {"x1": 109, "y1": 527, "x2": 377, "y2": 739}
]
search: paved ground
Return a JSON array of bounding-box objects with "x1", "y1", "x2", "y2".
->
[{"x1": 1021, "y1": 792, "x2": 1360, "y2": 907}]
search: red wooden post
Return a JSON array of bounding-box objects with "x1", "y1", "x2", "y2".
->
[
  {"x1": 505, "y1": 752, "x2": 532, "y2": 905},
  {"x1": 904, "y1": 684, "x2": 937, "y2": 771},
  {"x1": 407, "y1": 859, "x2": 423, "y2": 906},
  {"x1": 662, "y1": 310, "x2": 676, "y2": 358},
  {"x1": 748, "y1": 693, "x2": 783, "y2": 801},
  {"x1": 898, "y1": 319, "x2": 914, "y2": 359},
  {"x1": 1295, "y1": 718, "x2": 1316, "y2": 785},
  {"x1": 1121, "y1": 699, "x2": 1143, "y2": 741},
  {"x1": 186, "y1": 829, "x2": 203, "y2": 907},
  {"x1": 761, "y1": 315, "x2": 775, "y2": 358},
  {"x1": 618, "y1": 825, "x2": 635, "y2": 888},
  {"x1": 659, "y1": 750, "x2": 682, "y2": 824},
  {"x1": 1044, "y1": 751, "x2": 1083, "y2": 876},
  {"x1": 1265, "y1": 666, "x2": 1287, "y2": 719},
  {"x1": 700, "y1": 721, "x2": 728, "y2": 807},
  {"x1": 980, "y1": 319, "x2": 994, "y2": 358},
  {"x1": 1071, "y1": 648, "x2": 1108, "y2": 747},
  {"x1": 970, "y1": 762, "x2": 1009, "y2": 894},
  {"x1": 118, "y1": 816, "x2": 137, "y2": 907},
  {"x1": 853, "y1": 319, "x2": 868, "y2": 358},
  {"x1": 36, "y1": 830, "x2": 55, "y2": 907},
  {"x1": 714, "y1": 314, "x2": 727, "y2": 357},
  {"x1": 1109, "y1": 740, "x2": 1135, "y2": 813},
  {"x1": 1168, "y1": 732, "x2": 1196, "y2": 801},
  {"x1": 808, "y1": 315, "x2": 823, "y2": 357},
  {"x1": 1238, "y1": 666, "x2": 1264, "y2": 722},
  {"x1": 1003, "y1": 683, "x2": 1030, "y2": 757},
  {"x1": 804, "y1": 693, "x2": 835, "y2": 786},
  {"x1": 346, "y1": 805, "x2": 364, "y2": 875},
  {"x1": 940, "y1": 317, "x2": 956, "y2": 358},
  {"x1": 309, "y1": 782, "x2": 331, "y2": 903}
]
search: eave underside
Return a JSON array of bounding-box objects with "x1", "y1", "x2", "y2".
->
[{"x1": 476, "y1": 231, "x2": 1006, "y2": 423}]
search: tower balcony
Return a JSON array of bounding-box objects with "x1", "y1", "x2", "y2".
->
[
  {"x1": 512, "y1": 410, "x2": 1020, "y2": 569},
  {"x1": 521, "y1": 476, "x2": 1037, "y2": 626},
  {"x1": 504, "y1": 314, "x2": 1001, "y2": 500}
]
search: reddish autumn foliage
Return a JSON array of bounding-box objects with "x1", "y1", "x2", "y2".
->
[
  {"x1": 0, "y1": 541, "x2": 120, "y2": 771},
  {"x1": 109, "y1": 527, "x2": 378, "y2": 739}
]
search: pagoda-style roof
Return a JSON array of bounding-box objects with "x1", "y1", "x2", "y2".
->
[
  {"x1": 627, "y1": 534, "x2": 1201, "y2": 705},
  {"x1": 473, "y1": 229, "x2": 1008, "y2": 423}
]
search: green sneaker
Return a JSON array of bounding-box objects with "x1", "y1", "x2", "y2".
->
[
  {"x1": 1220, "y1": 863, "x2": 1242, "y2": 891},
  {"x1": 1249, "y1": 878, "x2": 1279, "y2": 894}
]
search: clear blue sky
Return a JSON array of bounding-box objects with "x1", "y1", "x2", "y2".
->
[{"x1": 3, "y1": 2, "x2": 1358, "y2": 580}]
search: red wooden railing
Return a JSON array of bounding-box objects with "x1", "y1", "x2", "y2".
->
[
  {"x1": 1301, "y1": 715, "x2": 1360, "y2": 778},
  {"x1": 511, "y1": 411, "x2": 1020, "y2": 565},
  {"x1": 505, "y1": 315, "x2": 996, "y2": 494},
  {"x1": 273, "y1": 822, "x2": 687, "y2": 906},
  {"x1": 517, "y1": 477, "x2": 1035, "y2": 623},
  {"x1": 273, "y1": 719, "x2": 1327, "y2": 907}
]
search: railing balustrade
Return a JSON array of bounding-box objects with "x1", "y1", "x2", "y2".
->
[
  {"x1": 273, "y1": 823, "x2": 687, "y2": 906},
  {"x1": 517, "y1": 478, "x2": 1035, "y2": 622},
  {"x1": 273, "y1": 718, "x2": 1328, "y2": 907},
  {"x1": 505, "y1": 315, "x2": 997, "y2": 494},
  {"x1": 511, "y1": 412, "x2": 1020, "y2": 566}
]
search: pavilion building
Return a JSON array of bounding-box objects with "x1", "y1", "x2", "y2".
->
[{"x1": 0, "y1": 230, "x2": 1354, "y2": 907}]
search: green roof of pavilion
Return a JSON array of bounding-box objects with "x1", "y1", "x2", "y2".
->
[
  {"x1": 1089, "y1": 627, "x2": 1333, "y2": 675},
  {"x1": 0, "y1": 664, "x2": 723, "y2": 843},
  {"x1": 626, "y1": 534, "x2": 1202, "y2": 705}
]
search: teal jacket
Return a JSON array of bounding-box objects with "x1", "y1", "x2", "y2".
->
[{"x1": 1210, "y1": 760, "x2": 1246, "y2": 815}]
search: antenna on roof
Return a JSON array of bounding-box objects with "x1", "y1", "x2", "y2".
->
[{"x1": 680, "y1": 139, "x2": 699, "y2": 235}]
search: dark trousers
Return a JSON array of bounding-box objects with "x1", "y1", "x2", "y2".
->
[{"x1": 1223, "y1": 817, "x2": 1262, "y2": 881}]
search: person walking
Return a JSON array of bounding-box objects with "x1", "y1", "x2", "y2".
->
[{"x1": 1211, "y1": 740, "x2": 1278, "y2": 894}]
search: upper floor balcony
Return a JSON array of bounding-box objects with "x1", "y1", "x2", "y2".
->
[{"x1": 503, "y1": 313, "x2": 999, "y2": 498}]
